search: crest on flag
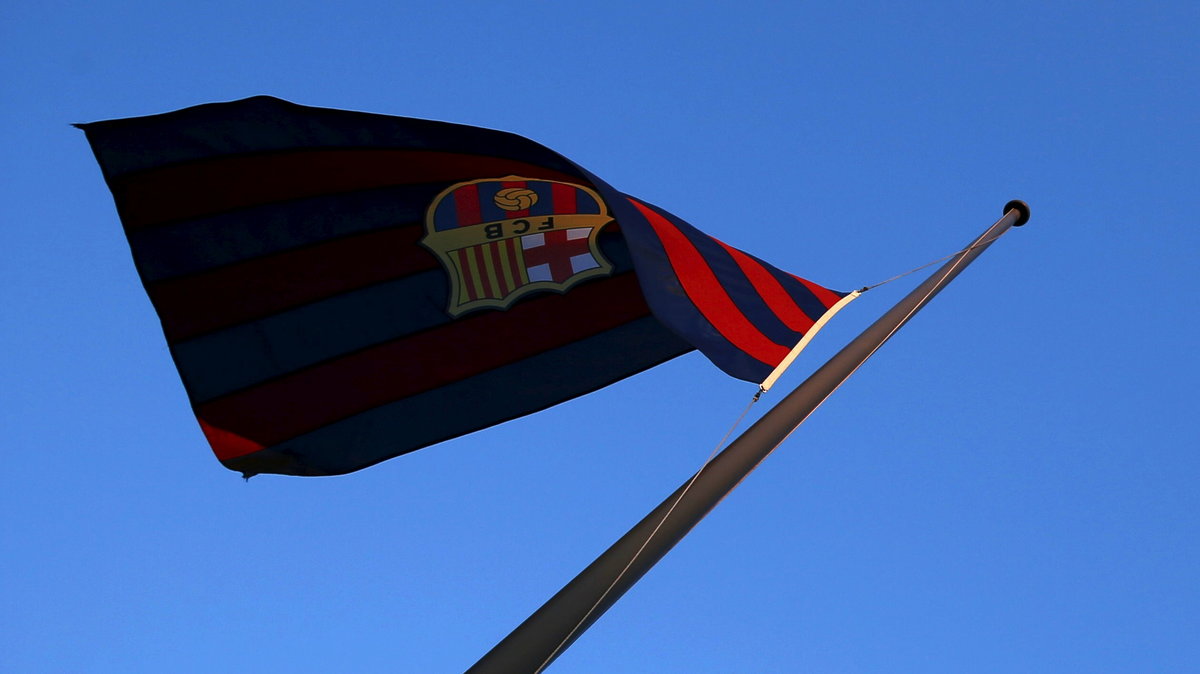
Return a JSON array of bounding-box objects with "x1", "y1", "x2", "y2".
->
[
  {"x1": 421, "y1": 176, "x2": 616, "y2": 317},
  {"x1": 79, "y1": 96, "x2": 853, "y2": 476}
]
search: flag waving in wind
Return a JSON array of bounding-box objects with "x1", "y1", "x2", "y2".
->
[{"x1": 79, "y1": 97, "x2": 850, "y2": 477}]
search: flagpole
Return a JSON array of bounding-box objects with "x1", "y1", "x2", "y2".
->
[{"x1": 468, "y1": 201, "x2": 1030, "y2": 673}]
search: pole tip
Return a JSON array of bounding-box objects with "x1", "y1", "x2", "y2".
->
[{"x1": 1004, "y1": 200, "x2": 1031, "y2": 227}]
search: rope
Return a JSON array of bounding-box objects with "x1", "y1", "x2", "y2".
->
[
  {"x1": 858, "y1": 231, "x2": 1008, "y2": 292},
  {"x1": 532, "y1": 226, "x2": 1013, "y2": 671},
  {"x1": 534, "y1": 392, "x2": 763, "y2": 673},
  {"x1": 772, "y1": 224, "x2": 1019, "y2": 455}
]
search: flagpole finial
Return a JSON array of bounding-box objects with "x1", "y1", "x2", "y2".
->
[{"x1": 1005, "y1": 200, "x2": 1031, "y2": 226}]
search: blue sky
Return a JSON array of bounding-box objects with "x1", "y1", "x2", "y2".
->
[{"x1": 3, "y1": 2, "x2": 1197, "y2": 672}]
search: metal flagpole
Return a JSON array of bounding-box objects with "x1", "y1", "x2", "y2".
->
[{"x1": 468, "y1": 201, "x2": 1031, "y2": 673}]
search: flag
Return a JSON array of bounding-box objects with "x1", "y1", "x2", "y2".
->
[{"x1": 79, "y1": 96, "x2": 849, "y2": 476}]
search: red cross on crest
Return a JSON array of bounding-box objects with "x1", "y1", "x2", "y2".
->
[{"x1": 522, "y1": 229, "x2": 599, "y2": 283}]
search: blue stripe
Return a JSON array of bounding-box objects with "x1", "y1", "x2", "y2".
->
[
  {"x1": 669, "y1": 212, "x2": 839, "y2": 327},
  {"x1": 128, "y1": 183, "x2": 445, "y2": 281},
  {"x1": 527, "y1": 182, "x2": 555, "y2": 217},
  {"x1": 172, "y1": 229, "x2": 638, "y2": 403},
  {"x1": 222, "y1": 315, "x2": 692, "y2": 476},
  {"x1": 433, "y1": 189, "x2": 460, "y2": 231},
  {"x1": 757, "y1": 252, "x2": 846, "y2": 320},
  {"x1": 476, "y1": 181, "x2": 507, "y2": 223},
  {"x1": 596, "y1": 189, "x2": 774, "y2": 382},
  {"x1": 656, "y1": 207, "x2": 805, "y2": 348},
  {"x1": 80, "y1": 96, "x2": 586, "y2": 179},
  {"x1": 573, "y1": 186, "x2": 601, "y2": 215}
]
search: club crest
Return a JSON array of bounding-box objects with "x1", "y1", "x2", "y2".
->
[{"x1": 421, "y1": 176, "x2": 616, "y2": 317}]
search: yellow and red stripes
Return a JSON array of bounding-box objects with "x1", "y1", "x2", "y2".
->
[{"x1": 454, "y1": 238, "x2": 528, "y2": 302}]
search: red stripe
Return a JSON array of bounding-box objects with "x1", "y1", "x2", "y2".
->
[
  {"x1": 196, "y1": 272, "x2": 650, "y2": 454},
  {"x1": 199, "y1": 418, "x2": 266, "y2": 460},
  {"x1": 453, "y1": 182, "x2": 482, "y2": 226},
  {"x1": 488, "y1": 241, "x2": 510, "y2": 296},
  {"x1": 712, "y1": 240, "x2": 817, "y2": 333},
  {"x1": 472, "y1": 245, "x2": 495, "y2": 298},
  {"x1": 794, "y1": 274, "x2": 844, "y2": 308},
  {"x1": 148, "y1": 227, "x2": 433, "y2": 342},
  {"x1": 457, "y1": 249, "x2": 478, "y2": 301},
  {"x1": 628, "y1": 199, "x2": 787, "y2": 367},
  {"x1": 551, "y1": 182, "x2": 577, "y2": 214},
  {"x1": 112, "y1": 149, "x2": 581, "y2": 230},
  {"x1": 504, "y1": 237, "x2": 525, "y2": 287}
]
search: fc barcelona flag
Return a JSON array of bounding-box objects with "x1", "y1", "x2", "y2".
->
[{"x1": 79, "y1": 97, "x2": 850, "y2": 477}]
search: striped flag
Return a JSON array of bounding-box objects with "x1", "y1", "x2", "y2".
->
[{"x1": 79, "y1": 97, "x2": 849, "y2": 476}]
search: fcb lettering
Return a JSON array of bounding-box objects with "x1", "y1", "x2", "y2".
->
[{"x1": 482, "y1": 217, "x2": 556, "y2": 239}]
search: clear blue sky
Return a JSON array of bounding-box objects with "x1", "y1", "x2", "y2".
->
[{"x1": 3, "y1": 2, "x2": 1197, "y2": 672}]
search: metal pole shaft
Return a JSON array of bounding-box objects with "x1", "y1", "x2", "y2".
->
[{"x1": 469, "y1": 202, "x2": 1030, "y2": 673}]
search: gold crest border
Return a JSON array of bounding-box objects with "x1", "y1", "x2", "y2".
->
[{"x1": 419, "y1": 176, "x2": 616, "y2": 318}]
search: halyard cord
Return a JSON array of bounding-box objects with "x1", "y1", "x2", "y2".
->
[
  {"x1": 534, "y1": 394, "x2": 761, "y2": 674},
  {"x1": 757, "y1": 232, "x2": 1008, "y2": 395},
  {"x1": 858, "y1": 231, "x2": 1008, "y2": 292},
  {"x1": 535, "y1": 229, "x2": 1010, "y2": 671}
]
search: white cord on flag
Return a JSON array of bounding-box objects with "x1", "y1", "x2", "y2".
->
[
  {"x1": 759, "y1": 229, "x2": 1009, "y2": 395},
  {"x1": 758, "y1": 289, "x2": 862, "y2": 394}
]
